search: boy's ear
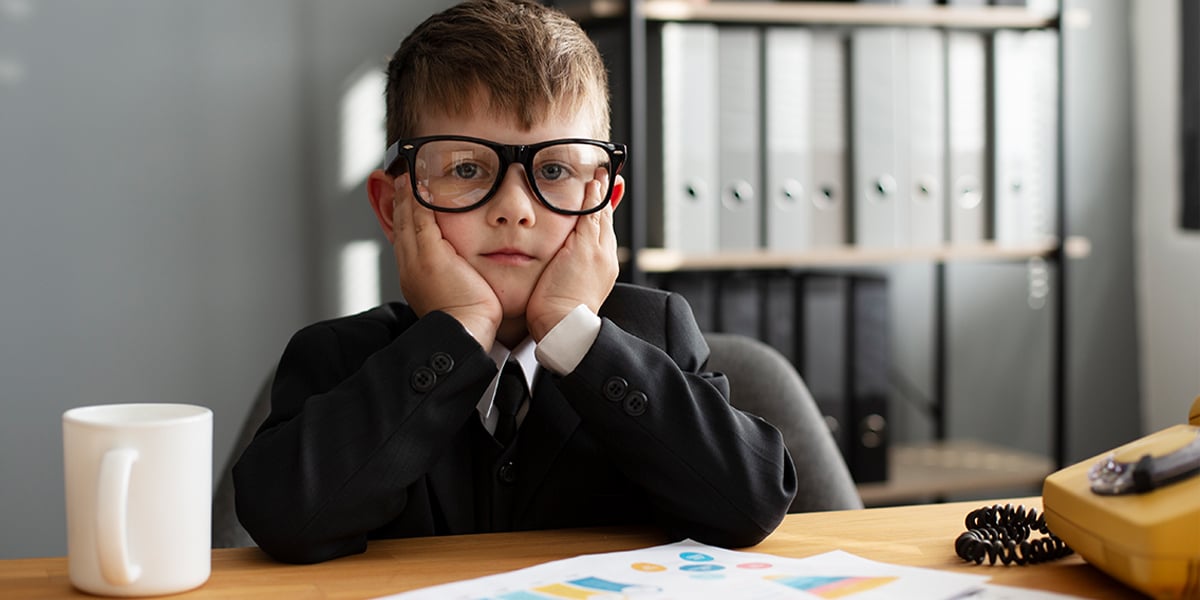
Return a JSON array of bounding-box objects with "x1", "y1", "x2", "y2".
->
[
  {"x1": 609, "y1": 175, "x2": 625, "y2": 211},
  {"x1": 367, "y1": 169, "x2": 398, "y2": 243}
]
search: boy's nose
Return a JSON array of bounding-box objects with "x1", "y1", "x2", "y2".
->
[{"x1": 486, "y1": 164, "x2": 538, "y2": 226}]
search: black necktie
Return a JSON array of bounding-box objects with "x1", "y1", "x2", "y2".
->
[{"x1": 493, "y1": 361, "x2": 526, "y2": 446}]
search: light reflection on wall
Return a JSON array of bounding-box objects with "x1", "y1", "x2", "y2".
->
[
  {"x1": 0, "y1": 0, "x2": 32, "y2": 88},
  {"x1": 339, "y1": 65, "x2": 386, "y2": 191},
  {"x1": 0, "y1": 57, "x2": 23, "y2": 86},
  {"x1": 340, "y1": 239, "x2": 381, "y2": 316}
]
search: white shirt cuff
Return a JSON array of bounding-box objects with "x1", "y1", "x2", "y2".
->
[{"x1": 535, "y1": 304, "x2": 601, "y2": 375}]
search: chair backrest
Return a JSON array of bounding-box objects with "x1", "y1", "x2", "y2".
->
[
  {"x1": 703, "y1": 332, "x2": 863, "y2": 512},
  {"x1": 212, "y1": 368, "x2": 273, "y2": 548}
]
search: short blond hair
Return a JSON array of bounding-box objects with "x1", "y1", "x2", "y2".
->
[{"x1": 385, "y1": 0, "x2": 610, "y2": 144}]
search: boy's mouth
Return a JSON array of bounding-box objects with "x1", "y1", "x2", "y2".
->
[{"x1": 482, "y1": 248, "x2": 535, "y2": 265}]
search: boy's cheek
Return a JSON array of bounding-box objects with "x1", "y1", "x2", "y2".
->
[
  {"x1": 430, "y1": 213, "x2": 475, "y2": 258},
  {"x1": 557, "y1": 215, "x2": 582, "y2": 242}
]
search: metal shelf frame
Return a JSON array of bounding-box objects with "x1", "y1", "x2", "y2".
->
[{"x1": 576, "y1": 0, "x2": 1070, "y2": 472}]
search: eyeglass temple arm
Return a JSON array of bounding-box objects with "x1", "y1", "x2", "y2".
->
[{"x1": 383, "y1": 141, "x2": 402, "y2": 172}]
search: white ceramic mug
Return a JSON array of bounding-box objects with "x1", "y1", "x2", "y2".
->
[{"x1": 63, "y1": 403, "x2": 212, "y2": 597}]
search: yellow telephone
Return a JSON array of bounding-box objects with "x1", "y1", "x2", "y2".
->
[{"x1": 1042, "y1": 396, "x2": 1200, "y2": 599}]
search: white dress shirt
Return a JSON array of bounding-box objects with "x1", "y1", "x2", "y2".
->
[{"x1": 476, "y1": 304, "x2": 601, "y2": 435}]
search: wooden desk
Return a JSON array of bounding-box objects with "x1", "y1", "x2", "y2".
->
[{"x1": 0, "y1": 497, "x2": 1140, "y2": 599}]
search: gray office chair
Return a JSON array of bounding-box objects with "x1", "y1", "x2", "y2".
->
[
  {"x1": 212, "y1": 368, "x2": 273, "y2": 548},
  {"x1": 703, "y1": 332, "x2": 863, "y2": 513}
]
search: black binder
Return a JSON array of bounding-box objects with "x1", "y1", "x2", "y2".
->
[
  {"x1": 849, "y1": 276, "x2": 890, "y2": 484},
  {"x1": 716, "y1": 271, "x2": 761, "y2": 339},
  {"x1": 799, "y1": 275, "x2": 852, "y2": 462},
  {"x1": 659, "y1": 272, "x2": 717, "y2": 333},
  {"x1": 763, "y1": 272, "x2": 799, "y2": 365}
]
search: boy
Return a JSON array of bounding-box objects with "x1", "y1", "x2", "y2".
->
[{"x1": 233, "y1": 0, "x2": 796, "y2": 564}]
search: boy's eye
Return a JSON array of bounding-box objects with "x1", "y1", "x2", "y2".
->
[
  {"x1": 451, "y1": 161, "x2": 482, "y2": 180},
  {"x1": 535, "y1": 162, "x2": 570, "y2": 182},
  {"x1": 440, "y1": 153, "x2": 496, "y2": 182}
]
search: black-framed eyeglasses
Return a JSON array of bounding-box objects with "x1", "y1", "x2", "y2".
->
[{"x1": 383, "y1": 135, "x2": 627, "y2": 215}]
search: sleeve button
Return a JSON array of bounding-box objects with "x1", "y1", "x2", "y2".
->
[
  {"x1": 623, "y1": 391, "x2": 648, "y2": 416},
  {"x1": 411, "y1": 366, "x2": 437, "y2": 392},
  {"x1": 429, "y1": 352, "x2": 454, "y2": 374},
  {"x1": 602, "y1": 376, "x2": 628, "y2": 402}
]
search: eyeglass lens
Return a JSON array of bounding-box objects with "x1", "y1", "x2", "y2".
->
[{"x1": 412, "y1": 140, "x2": 612, "y2": 212}]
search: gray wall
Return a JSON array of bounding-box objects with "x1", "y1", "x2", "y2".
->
[
  {"x1": 0, "y1": 0, "x2": 450, "y2": 559},
  {"x1": 1132, "y1": 0, "x2": 1200, "y2": 432},
  {"x1": 1060, "y1": 0, "x2": 1142, "y2": 462},
  {"x1": 0, "y1": 0, "x2": 308, "y2": 559}
]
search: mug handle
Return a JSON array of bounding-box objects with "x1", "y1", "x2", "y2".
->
[{"x1": 96, "y1": 448, "x2": 142, "y2": 586}]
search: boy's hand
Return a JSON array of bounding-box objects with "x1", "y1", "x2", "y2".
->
[
  {"x1": 391, "y1": 182, "x2": 501, "y2": 348},
  {"x1": 526, "y1": 181, "x2": 619, "y2": 341}
]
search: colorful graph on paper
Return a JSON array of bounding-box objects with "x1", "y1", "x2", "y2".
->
[
  {"x1": 497, "y1": 576, "x2": 660, "y2": 599},
  {"x1": 486, "y1": 571, "x2": 899, "y2": 599},
  {"x1": 380, "y1": 541, "x2": 988, "y2": 600},
  {"x1": 766, "y1": 574, "x2": 899, "y2": 598}
]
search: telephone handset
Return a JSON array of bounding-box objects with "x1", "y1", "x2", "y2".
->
[{"x1": 956, "y1": 396, "x2": 1200, "y2": 599}]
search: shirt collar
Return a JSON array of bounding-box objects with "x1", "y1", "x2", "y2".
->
[
  {"x1": 486, "y1": 336, "x2": 538, "y2": 391},
  {"x1": 477, "y1": 336, "x2": 540, "y2": 426}
]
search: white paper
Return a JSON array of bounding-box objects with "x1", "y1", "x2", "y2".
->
[
  {"x1": 377, "y1": 540, "x2": 990, "y2": 600},
  {"x1": 960, "y1": 584, "x2": 1092, "y2": 600}
]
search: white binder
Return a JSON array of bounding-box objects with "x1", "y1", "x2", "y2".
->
[
  {"x1": 851, "y1": 27, "x2": 907, "y2": 247},
  {"x1": 764, "y1": 28, "x2": 848, "y2": 250},
  {"x1": 650, "y1": 22, "x2": 719, "y2": 253},
  {"x1": 905, "y1": 28, "x2": 945, "y2": 247},
  {"x1": 717, "y1": 26, "x2": 761, "y2": 250},
  {"x1": 946, "y1": 31, "x2": 988, "y2": 243},
  {"x1": 1028, "y1": 30, "x2": 1059, "y2": 243},
  {"x1": 764, "y1": 27, "x2": 813, "y2": 251},
  {"x1": 808, "y1": 30, "x2": 849, "y2": 248},
  {"x1": 993, "y1": 29, "x2": 1059, "y2": 245}
]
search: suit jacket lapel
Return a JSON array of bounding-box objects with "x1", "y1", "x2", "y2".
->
[{"x1": 513, "y1": 373, "x2": 580, "y2": 517}]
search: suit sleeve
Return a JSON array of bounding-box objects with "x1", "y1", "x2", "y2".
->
[
  {"x1": 558, "y1": 292, "x2": 798, "y2": 547},
  {"x1": 232, "y1": 310, "x2": 496, "y2": 563}
]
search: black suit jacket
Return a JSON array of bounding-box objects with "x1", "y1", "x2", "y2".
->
[{"x1": 233, "y1": 284, "x2": 797, "y2": 563}]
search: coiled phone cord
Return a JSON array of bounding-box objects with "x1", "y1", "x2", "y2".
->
[{"x1": 955, "y1": 504, "x2": 1074, "y2": 566}]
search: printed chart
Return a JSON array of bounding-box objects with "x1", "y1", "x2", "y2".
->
[{"x1": 380, "y1": 541, "x2": 988, "y2": 600}]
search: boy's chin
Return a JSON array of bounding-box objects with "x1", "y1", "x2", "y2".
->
[
  {"x1": 496, "y1": 296, "x2": 533, "y2": 347},
  {"x1": 497, "y1": 294, "x2": 533, "y2": 322}
]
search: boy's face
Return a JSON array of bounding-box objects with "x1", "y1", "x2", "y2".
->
[{"x1": 406, "y1": 102, "x2": 616, "y2": 323}]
